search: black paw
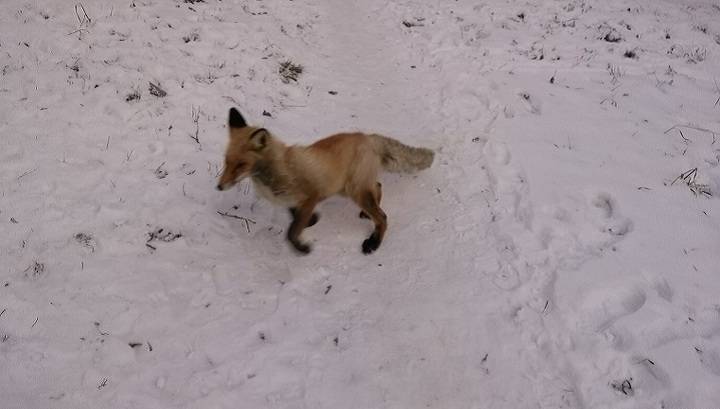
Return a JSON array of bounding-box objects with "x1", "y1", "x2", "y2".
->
[
  {"x1": 291, "y1": 241, "x2": 312, "y2": 255},
  {"x1": 361, "y1": 233, "x2": 380, "y2": 254},
  {"x1": 308, "y1": 212, "x2": 320, "y2": 227},
  {"x1": 358, "y1": 211, "x2": 370, "y2": 219}
]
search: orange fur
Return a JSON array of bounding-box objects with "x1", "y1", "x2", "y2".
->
[{"x1": 217, "y1": 108, "x2": 434, "y2": 254}]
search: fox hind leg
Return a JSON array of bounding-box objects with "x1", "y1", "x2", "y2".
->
[
  {"x1": 358, "y1": 182, "x2": 382, "y2": 219},
  {"x1": 353, "y1": 185, "x2": 387, "y2": 254}
]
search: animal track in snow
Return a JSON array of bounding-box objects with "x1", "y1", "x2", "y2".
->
[
  {"x1": 603, "y1": 325, "x2": 634, "y2": 351},
  {"x1": 581, "y1": 285, "x2": 648, "y2": 332},
  {"x1": 588, "y1": 192, "x2": 633, "y2": 238},
  {"x1": 592, "y1": 193, "x2": 615, "y2": 218},
  {"x1": 651, "y1": 277, "x2": 673, "y2": 302},
  {"x1": 491, "y1": 263, "x2": 521, "y2": 291},
  {"x1": 484, "y1": 140, "x2": 511, "y2": 166},
  {"x1": 632, "y1": 354, "x2": 672, "y2": 390}
]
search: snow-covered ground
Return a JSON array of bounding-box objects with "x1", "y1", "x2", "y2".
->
[{"x1": 2, "y1": 0, "x2": 720, "y2": 408}]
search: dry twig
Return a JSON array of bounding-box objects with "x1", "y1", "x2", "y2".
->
[{"x1": 217, "y1": 211, "x2": 256, "y2": 233}]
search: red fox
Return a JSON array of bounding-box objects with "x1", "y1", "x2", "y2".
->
[{"x1": 216, "y1": 108, "x2": 434, "y2": 254}]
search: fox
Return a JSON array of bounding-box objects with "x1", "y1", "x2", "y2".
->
[{"x1": 216, "y1": 107, "x2": 434, "y2": 255}]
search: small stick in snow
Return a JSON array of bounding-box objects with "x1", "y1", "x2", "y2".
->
[
  {"x1": 217, "y1": 211, "x2": 256, "y2": 233},
  {"x1": 105, "y1": 135, "x2": 110, "y2": 151},
  {"x1": 636, "y1": 358, "x2": 655, "y2": 365},
  {"x1": 670, "y1": 167, "x2": 697, "y2": 186},
  {"x1": 480, "y1": 353, "x2": 489, "y2": 374},
  {"x1": 69, "y1": 4, "x2": 92, "y2": 36},
  {"x1": 600, "y1": 95, "x2": 618, "y2": 108},
  {"x1": 75, "y1": 3, "x2": 91, "y2": 24},
  {"x1": 611, "y1": 378, "x2": 633, "y2": 396},
  {"x1": 98, "y1": 378, "x2": 108, "y2": 390},
  {"x1": 17, "y1": 168, "x2": 37, "y2": 180},
  {"x1": 324, "y1": 285, "x2": 332, "y2": 295},
  {"x1": 0, "y1": 308, "x2": 6, "y2": 318},
  {"x1": 670, "y1": 167, "x2": 711, "y2": 197},
  {"x1": 154, "y1": 161, "x2": 168, "y2": 179},
  {"x1": 664, "y1": 124, "x2": 720, "y2": 137},
  {"x1": 402, "y1": 19, "x2": 424, "y2": 28},
  {"x1": 66, "y1": 28, "x2": 89, "y2": 36},
  {"x1": 190, "y1": 106, "x2": 201, "y2": 145},
  {"x1": 278, "y1": 61, "x2": 304, "y2": 83},
  {"x1": 31, "y1": 317, "x2": 39, "y2": 328},
  {"x1": 678, "y1": 129, "x2": 690, "y2": 143},
  {"x1": 148, "y1": 82, "x2": 167, "y2": 97}
]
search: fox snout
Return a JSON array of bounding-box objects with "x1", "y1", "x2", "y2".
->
[
  {"x1": 216, "y1": 166, "x2": 236, "y2": 191},
  {"x1": 217, "y1": 163, "x2": 252, "y2": 191},
  {"x1": 216, "y1": 173, "x2": 238, "y2": 191}
]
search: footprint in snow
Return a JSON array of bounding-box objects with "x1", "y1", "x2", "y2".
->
[
  {"x1": 631, "y1": 354, "x2": 672, "y2": 390},
  {"x1": 580, "y1": 285, "x2": 647, "y2": 333},
  {"x1": 590, "y1": 192, "x2": 633, "y2": 237},
  {"x1": 491, "y1": 263, "x2": 521, "y2": 291},
  {"x1": 651, "y1": 276, "x2": 673, "y2": 302},
  {"x1": 483, "y1": 140, "x2": 511, "y2": 166}
]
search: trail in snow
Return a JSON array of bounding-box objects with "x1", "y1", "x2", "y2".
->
[{"x1": 389, "y1": 1, "x2": 720, "y2": 408}]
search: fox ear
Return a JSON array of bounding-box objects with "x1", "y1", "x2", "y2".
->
[
  {"x1": 228, "y1": 108, "x2": 247, "y2": 129},
  {"x1": 249, "y1": 128, "x2": 268, "y2": 150}
]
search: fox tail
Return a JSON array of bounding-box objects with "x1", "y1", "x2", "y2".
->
[{"x1": 370, "y1": 134, "x2": 435, "y2": 174}]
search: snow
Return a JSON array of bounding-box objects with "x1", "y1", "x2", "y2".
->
[{"x1": 2, "y1": 0, "x2": 720, "y2": 408}]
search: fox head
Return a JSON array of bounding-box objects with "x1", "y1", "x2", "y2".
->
[{"x1": 216, "y1": 108, "x2": 270, "y2": 191}]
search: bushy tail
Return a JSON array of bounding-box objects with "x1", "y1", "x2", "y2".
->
[{"x1": 371, "y1": 134, "x2": 435, "y2": 173}]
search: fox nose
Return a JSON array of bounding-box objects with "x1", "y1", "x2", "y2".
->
[{"x1": 216, "y1": 184, "x2": 224, "y2": 191}]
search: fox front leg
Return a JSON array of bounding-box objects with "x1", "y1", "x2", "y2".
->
[
  {"x1": 289, "y1": 207, "x2": 320, "y2": 227},
  {"x1": 286, "y1": 199, "x2": 318, "y2": 254}
]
